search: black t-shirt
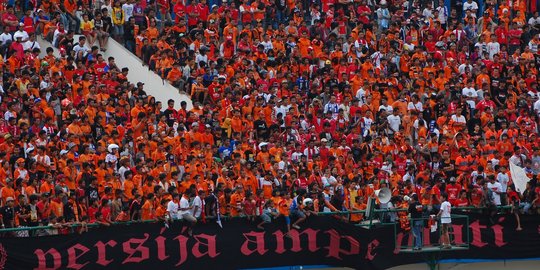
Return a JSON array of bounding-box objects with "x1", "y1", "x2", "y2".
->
[
  {"x1": 435, "y1": 102, "x2": 446, "y2": 118},
  {"x1": 467, "y1": 116, "x2": 481, "y2": 133},
  {"x1": 141, "y1": 44, "x2": 158, "y2": 64},
  {"x1": 494, "y1": 88, "x2": 508, "y2": 105},
  {"x1": 351, "y1": 146, "x2": 362, "y2": 163},
  {"x1": 86, "y1": 185, "x2": 99, "y2": 201},
  {"x1": 102, "y1": 16, "x2": 113, "y2": 33},
  {"x1": 408, "y1": 201, "x2": 424, "y2": 219},
  {"x1": 130, "y1": 200, "x2": 142, "y2": 220},
  {"x1": 490, "y1": 76, "x2": 503, "y2": 96},
  {"x1": 124, "y1": 23, "x2": 136, "y2": 42},
  {"x1": 204, "y1": 194, "x2": 217, "y2": 216},
  {"x1": 92, "y1": 123, "x2": 105, "y2": 141},
  {"x1": 59, "y1": 35, "x2": 75, "y2": 50},
  {"x1": 14, "y1": 204, "x2": 31, "y2": 226},
  {"x1": 64, "y1": 201, "x2": 76, "y2": 222},
  {"x1": 0, "y1": 206, "x2": 15, "y2": 228},
  {"x1": 494, "y1": 115, "x2": 509, "y2": 130},
  {"x1": 80, "y1": 172, "x2": 93, "y2": 187},
  {"x1": 330, "y1": 195, "x2": 343, "y2": 211},
  {"x1": 163, "y1": 108, "x2": 178, "y2": 127},
  {"x1": 253, "y1": 119, "x2": 268, "y2": 139}
]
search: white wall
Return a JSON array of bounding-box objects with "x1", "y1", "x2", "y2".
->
[{"x1": 37, "y1": 36, "x2": 192, "y2": 110}]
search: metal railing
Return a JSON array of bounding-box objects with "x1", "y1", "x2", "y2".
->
[
  {"x1": 399, "y1": 214, "x2": 470, "y2": 251},
  {"x1": 0, "y1": 205, "x2": 512, "y2": 234}
]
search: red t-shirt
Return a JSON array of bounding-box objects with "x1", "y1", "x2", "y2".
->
[
  {"x1": 508, "y1": 29, "x2": 522, "y2": 45},
  {"x1": 87, "y1": 206, "x2": 98, "y2": 223},
  {"x1": 94, "y1": 62, "x2": 107, "y2": 79},
  {"x1": 101, "y1": 206, "x2": 111, "y2": 221},
  {"x1": 2, "y1": 13, "x2": 18, "y2": 32},
  {"x1": 186, "y1": 4, "x2": 200, "y2": 26},
  {"x1": 455, "y1": 198, "x2": 469, "y2": 207},
  {"x1": 173, "y1": 3, "x2": 186, "y2": 23},
  {"x1": 198, "y1": 4, "x2": 209, "y2": 22},
  {"x1": 446, "y1": 183, "x2": 462, "y2": 205},
  {"x1": 471, "y1": 187, "x2": 483, "y2": 206},
  {"x1": 357, "y1": 6, "x2": 371, "y2": 25}
]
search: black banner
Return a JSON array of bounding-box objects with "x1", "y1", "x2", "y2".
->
[{"x1": 0, "y1": 214, "x2": 539, "y2": 270}]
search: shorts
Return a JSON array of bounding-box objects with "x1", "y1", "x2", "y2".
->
[
  {"x1": 284, "y1": 216, "x2": 290, "y2": 225},
  {"x1": 181, "y1": 213, "x2": 197, "y2": 224},
  {"x1": 261, "y1": 213, "x2": 272, "y2": 223},
  {"x1": 83, "y1": 30, "x2": 96, "y2": 37},
  {"x1": 441, "y1": 223, "x2": 450, "y2": 233},
  {"x1": 290, "y1": 209, "x2": 306, "y2": 219},
  {"x1": 96, "y1": 30, "x2": 109, "y2": 39}
]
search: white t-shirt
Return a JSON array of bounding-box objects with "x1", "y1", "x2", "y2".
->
[
  {"x1": 463, "y1": 1, "x2": 478, "y2": 12},
  {"x1": 486, "y1": 41, "x2": 500, "y2": 59},
  {"x1": 487, "y1": 181, "x2": 502, "y2": 206},
  {"x1": 179, "y1": 196, "x2": 190, "y2": 216},
  {"x1": 23, "y1": 39, "x2": 40, "y2": 51},
  {"x1": 440, "y1": 201, "x2": 452, "y2": 224},
  {"x1": 407, "y1": 101, "x2": 423, "y2": 112},
  {"x1": 13, "y1": 30, "x2": 29, "y2": 42},
  {"x1": 496, "y1": 173, "x2": 509, "y2": 193},
  {"x1": 260, "y1": 40, "x2": 273, "y2": 52},
  {"x1": 535, "y1": 99, "x2": 540, "y2": 116},
  {"x1": 191, "y1": 196, "x2": 203, "y2": 218},
  {"x1": 167, "y1": 200, "x2": 179, "y2": 219},
  {"x1": 387, "y1": 114, "x2": 401, "y2": 133},
  {"x1": 321, "y1": 175, "x2": 337, "y2": 187},
  {"x1": 451, "y1": 114, "x2": 466, "y2": 124},
  {"x1": 0, "y1": 32, "x2": 12, "y2": 45},
  {"x1": 422, "y1": 8, "x2": 433, "y2": 19},
  {"x1": 379, "y1": 104, "x2": 393, "y2": 113},
  {"x1": 356, "y1": 88, "x2": 367, "y2": 105},
  {"x1": 73, "y1": 43, "x2": 89, "y2": 57},
  {"x1": 436, "y1": 6, "x2": 448, "y2": 24},
  {"x1": 122, "y1": 3, "x2": 134, "y2": 21},
  {"x1": 528, "y1": 16, "x2": 540, "y2": 27},
  {"x1": 462, "y1": 87, "x2": 477, "y2": 98}
]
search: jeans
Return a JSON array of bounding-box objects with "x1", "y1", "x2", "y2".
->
[
  {"x1": 274, "y1": 10, "x2": 285, "y2": 29},
  {"x1": 65, "y1": 13, "x2": 81, "y2": 33},
  {"x1": 520, "y1": 202, "x2": 532, "y2": 213},
  {"x1": 124, "y1": 40, "x2": 135, "y2": 53},
  {"x1": 412, "y1": 220, "x2": 423, "y2": 248},
  {"x1": 113, "y1": 25, "x2": 124, "y2": 37}
]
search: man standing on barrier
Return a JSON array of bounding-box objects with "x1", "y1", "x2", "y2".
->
[{"x1": 408, "y1": 194, "x2": 424, "y2": 251}]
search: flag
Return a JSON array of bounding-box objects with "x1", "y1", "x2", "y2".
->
[
  {"x1": 509, "y1": 162, "x2": 531, "y2": 195},
  {"x1": 214, "y1": 193, "x2": 223, "y2": 228}
]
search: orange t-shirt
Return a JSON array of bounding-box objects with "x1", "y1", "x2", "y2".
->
[{"x1": 141, "y1": 200, "x2": 155, "y2": 220}]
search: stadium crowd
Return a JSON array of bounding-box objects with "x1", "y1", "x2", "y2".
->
[{"x1": 0, "y1": 0, "x2": 540, "y2": 236}]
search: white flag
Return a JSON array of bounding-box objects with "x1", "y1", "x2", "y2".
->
[{"x1": 509, "y1": 162, "x2": 531, "y2": 195}]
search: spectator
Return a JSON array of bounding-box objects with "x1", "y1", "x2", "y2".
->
[{"x1": 0, "y1": 0, "x2": 539, "y2": 241}]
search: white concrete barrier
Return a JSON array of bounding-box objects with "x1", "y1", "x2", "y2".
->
[{"x1": 37, "y1": 36, "x2": 192, "y2": 110}]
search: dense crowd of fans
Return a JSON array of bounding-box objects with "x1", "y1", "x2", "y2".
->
[{"x1": 0, "y1": 0, "x2": 540, "y2": 237}]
